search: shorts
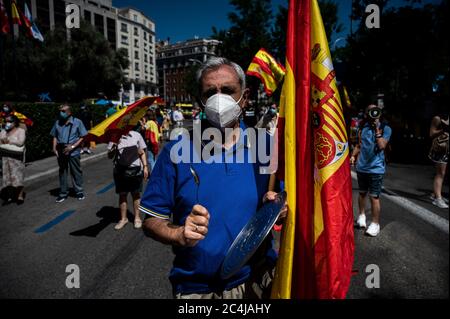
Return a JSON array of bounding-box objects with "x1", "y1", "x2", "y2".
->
[
  {"x1": 429, "y1": 148, "x2": 448, "y2": 164},
  {"x1": 357, "y1": 172, "x2": 384, "y2": 198},
  {"x1": 113, "y1": 167, "x2": 143, "y2": 194}
]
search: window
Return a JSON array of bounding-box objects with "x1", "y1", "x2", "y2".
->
[
  {"x1": 144, "y1": 32, "x2": 147, "y2": 40},
  {"x1": 134, "y1": 39, "x2": 139, "y2": 48},
  {"x1": 121, "y1": 35, "x2": 128, "y2": 45},
  {"x1": 94, "y1": 13, "x2": 104, "y2": 35},
  {"x1": 134, "y1": 27, "x2": 138, "y2": 36},
  {"x1": 144, "y1": 54, "x2": 148, "y2": 63},
  {"x1": 135, "y1": 51, "x2": 139, "y2": 59},
  {"x1": 134, "y1": 14, "x2": 138, "y2": 22},
  {"x1": 121, "y1": 23, "x2": 128, "y2": 33},
  {"x1": 135, "y1": 63, "x2": 139, "y2": 71}
]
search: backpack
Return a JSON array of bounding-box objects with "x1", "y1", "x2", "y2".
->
[{"x1": 113, "y1": 144, "x2": 142, "y2": 177}]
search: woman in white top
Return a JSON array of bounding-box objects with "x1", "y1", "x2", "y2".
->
[
  {"x1": 108, "y1": 130, "x2": 149, "y2": 230},
  {"x1": 0, "y1": 115, "x2": 26, "y2": 205}
]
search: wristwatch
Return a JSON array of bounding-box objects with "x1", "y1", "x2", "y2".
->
[{"x1": 71, "y1": 145, "x2": 75, "y2": 149}]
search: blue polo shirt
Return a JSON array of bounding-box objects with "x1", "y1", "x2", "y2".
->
[
  {"x1": 139, "y1": 121, "x2": 274, "y2": 295},
  {"x1": 50, "y1": 117, "x2": 88, "y2": 157},
  {"x1": 356, "y1": 122, "x2": 392, "y2": 174}
]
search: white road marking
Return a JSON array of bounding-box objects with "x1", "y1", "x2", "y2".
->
[{"x1": 351, "y1": 171, "x2": 449, "y2": 234}]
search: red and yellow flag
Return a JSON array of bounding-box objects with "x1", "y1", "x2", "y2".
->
[
  {"x1": 86, "y1": 96, "x2": 157, "y2": 143},
  {"x1": 246, "y1": 48, "x2": 286, "y2": 96},
  {"x1": 11, "y1": 0, "x2": 21, "y2": 26},
  {"x1": 271, "y1": 0, "x2": 354, "y2": 299}
]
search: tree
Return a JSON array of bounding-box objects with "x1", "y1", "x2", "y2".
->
[
  {"x1": 271, "y1": 0, "x2": 343, "y2": 62},
  {"x1": 0, "y1": 21, "x2": 129, "y2": 102},
  {"x1": 212, "y1": 0, "x2": 273, "y2": 69}
]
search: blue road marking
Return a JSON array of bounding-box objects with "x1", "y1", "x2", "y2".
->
[
  {"x1": 96, "y1": 182, "x2": 115, "y2": 195},
  {"x1": 34, "y1": 210, "x2": 76, "y2": 234}
]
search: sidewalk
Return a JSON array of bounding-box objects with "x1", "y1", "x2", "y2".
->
[{"x1": 0, "y1": 144, "x2": 109, "y2": 187}]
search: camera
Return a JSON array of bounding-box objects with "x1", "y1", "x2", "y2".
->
[{"x1": 368, "y1": 107, "x2": 382, "y2": 119}]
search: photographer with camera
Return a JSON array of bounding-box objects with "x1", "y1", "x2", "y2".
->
[
  {"x1": 50, "y1": 105, "x2": 88, "y2": 203},
  {"x1": 350, "y1": 104, "x2": 392, "y2": 237}
]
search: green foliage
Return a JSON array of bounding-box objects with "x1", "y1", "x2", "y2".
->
[
  {"x1": 0, "y1": 21, "x2": 129, "y2": 102},
  {"x1": 5, "y1": 102, "x2": 107, "y2": 162},
  {"x1": 212, "y1": 0, "x2": 273, "y2": 69}
]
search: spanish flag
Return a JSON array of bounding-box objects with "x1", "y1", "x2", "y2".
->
[
  {"x1": 86, "y1": 96, "x2": 157, "y2": 143},
  {"x1": 246, "y1": 48, "x2": 286, "y2": 96},
  {"x1": 271, "y1": 0, "x2": 354, "y2": 299},
  {"x1": 11, "y1": 0, "x2": 21, "y2": 26}
]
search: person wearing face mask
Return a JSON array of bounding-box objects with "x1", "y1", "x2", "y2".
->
[
  {"x1": 0, "y1": 115, "x2": 27, "y2": 205},
  {"x1": 350, "y1": 104, "x2": 392, "y2": 237},
  {"x1": 140, "y1": 57, "x2": 285, "y2": 299},
  {"x1": 50, "y1": 105, "x2": 88, "y2": 203}
]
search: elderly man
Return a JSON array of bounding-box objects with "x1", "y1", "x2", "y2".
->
[
  {"x1": 140, "y1": 57, "x2": 282, "y2": 299},
  {"x1": 50, "y1": 105, "x2": 88, "y2": 203}
]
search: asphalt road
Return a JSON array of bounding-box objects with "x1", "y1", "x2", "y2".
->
[{"x1": 0, "y1": 152, "x2": 448, "y2": 299}]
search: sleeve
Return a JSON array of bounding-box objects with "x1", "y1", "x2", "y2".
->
[
  {"x1": 50, "y1": 122, "x2": 57, "y2": 138},
  {"x1": 136, "y1": 132, "x2": 147, "y2": 151},
  {"x1": 383, "y1": 125, "x2": 392, "y2": 142},
  {"x1": 139, "y1": 143, "x2": 176, "y2": 219},
  {"x1": 78, "y1": 120, "x2": 88, "y2": 137}
]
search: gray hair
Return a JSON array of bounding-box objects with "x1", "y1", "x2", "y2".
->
[{"x1": 196, "y1": 57, "x2": 246, "y2": 95}]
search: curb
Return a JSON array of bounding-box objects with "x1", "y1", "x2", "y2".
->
[{"x1": 24, "y1": 150, "x2": 108, "y2": 185}]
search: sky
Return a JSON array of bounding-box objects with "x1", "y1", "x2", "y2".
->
[{"x1": 113, "y1": 0, "x2": 441, "y2": 45}]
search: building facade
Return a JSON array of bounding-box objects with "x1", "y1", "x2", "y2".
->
[
  {"x1": 156, "y1": 38, "x2": 220, "y2": 106},
  {"x1": 116, "y1": 7, "x2": 157, "y2": 103},
  {"x1": 16, "y1": 0, "x2": 157, "y2": 103}
]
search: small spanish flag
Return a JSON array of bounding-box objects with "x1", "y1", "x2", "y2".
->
[
  {"x1": 246, "y1": 48, "x2": 286, "y2": 96},
  {"x1": 11, "y1": 0, "x2": 21, "y2": 25}
]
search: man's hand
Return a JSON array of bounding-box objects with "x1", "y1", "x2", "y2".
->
[
  {"x1": 179, "y1": 204, "x2": 210, "y2": 247},
  {"x1": 350, "y1": 155, "x2": 356, "y2": 166},
  {"x1": 63, "y1": 145, "x2": 73, "y2": 156},
  {"x1": 263, "y1": 191, "x2": 288, "y2": 225},
  {"x1": 53, "y1": 147, "x2": 59, "y2": 157}
]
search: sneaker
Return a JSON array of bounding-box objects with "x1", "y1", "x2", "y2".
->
[
  {"x1": 356, "y1": 214, "x2": 367, "y2": 228},
  {"x1": 432, "y1": 198, "x2": 449, "y2": 209},
  {"x1": 114, "y1": 219, "x2": 128, "y2": 230},
  {"x1": 55, "y1": 196, "x2": 67, "y2": 203},
  {"x1": 86, "y1": 149, "x2": 92, "y2": 154},
  {"x1": 365, "y1": 223, "x2": 380, "y2": 237},
  {"x1": 134, "y1": 219, "x2": 142, "y2": 229},
  {"x1": 76, "y1": 193, "x2": 85, "y2": 201}
]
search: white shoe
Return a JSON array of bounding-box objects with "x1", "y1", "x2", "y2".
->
[
  {"x1": 356, "y1": 214, "x2": 367, "y2": 228},
  {"x1": 114, "y1": 219, "x2": 128, "y2": 230},
  {"x1": 432, "y1": 198, "x2": 449, "y2": 209},
  {"x1": 365, "y1": 223, "x2": 380, "y2": 237},
  {"x1": 134, "y1": 219, "x2": 142, "y2": 229}
]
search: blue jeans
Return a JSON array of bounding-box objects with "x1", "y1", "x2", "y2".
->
[
  {"x1": 357, "y1": 172, "x2": 384, "y2": 198},
  {"x1": 58, "y1": 155, "x2": 83, "y2": 197}
]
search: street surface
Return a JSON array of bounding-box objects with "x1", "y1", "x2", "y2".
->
[{"x1": 0, "y1": 135, "x2": 448, "y2": 299}]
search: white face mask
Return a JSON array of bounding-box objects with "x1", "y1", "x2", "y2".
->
[{"x1": 202, "y1": 93, "x2": 243, "y2": 129}]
